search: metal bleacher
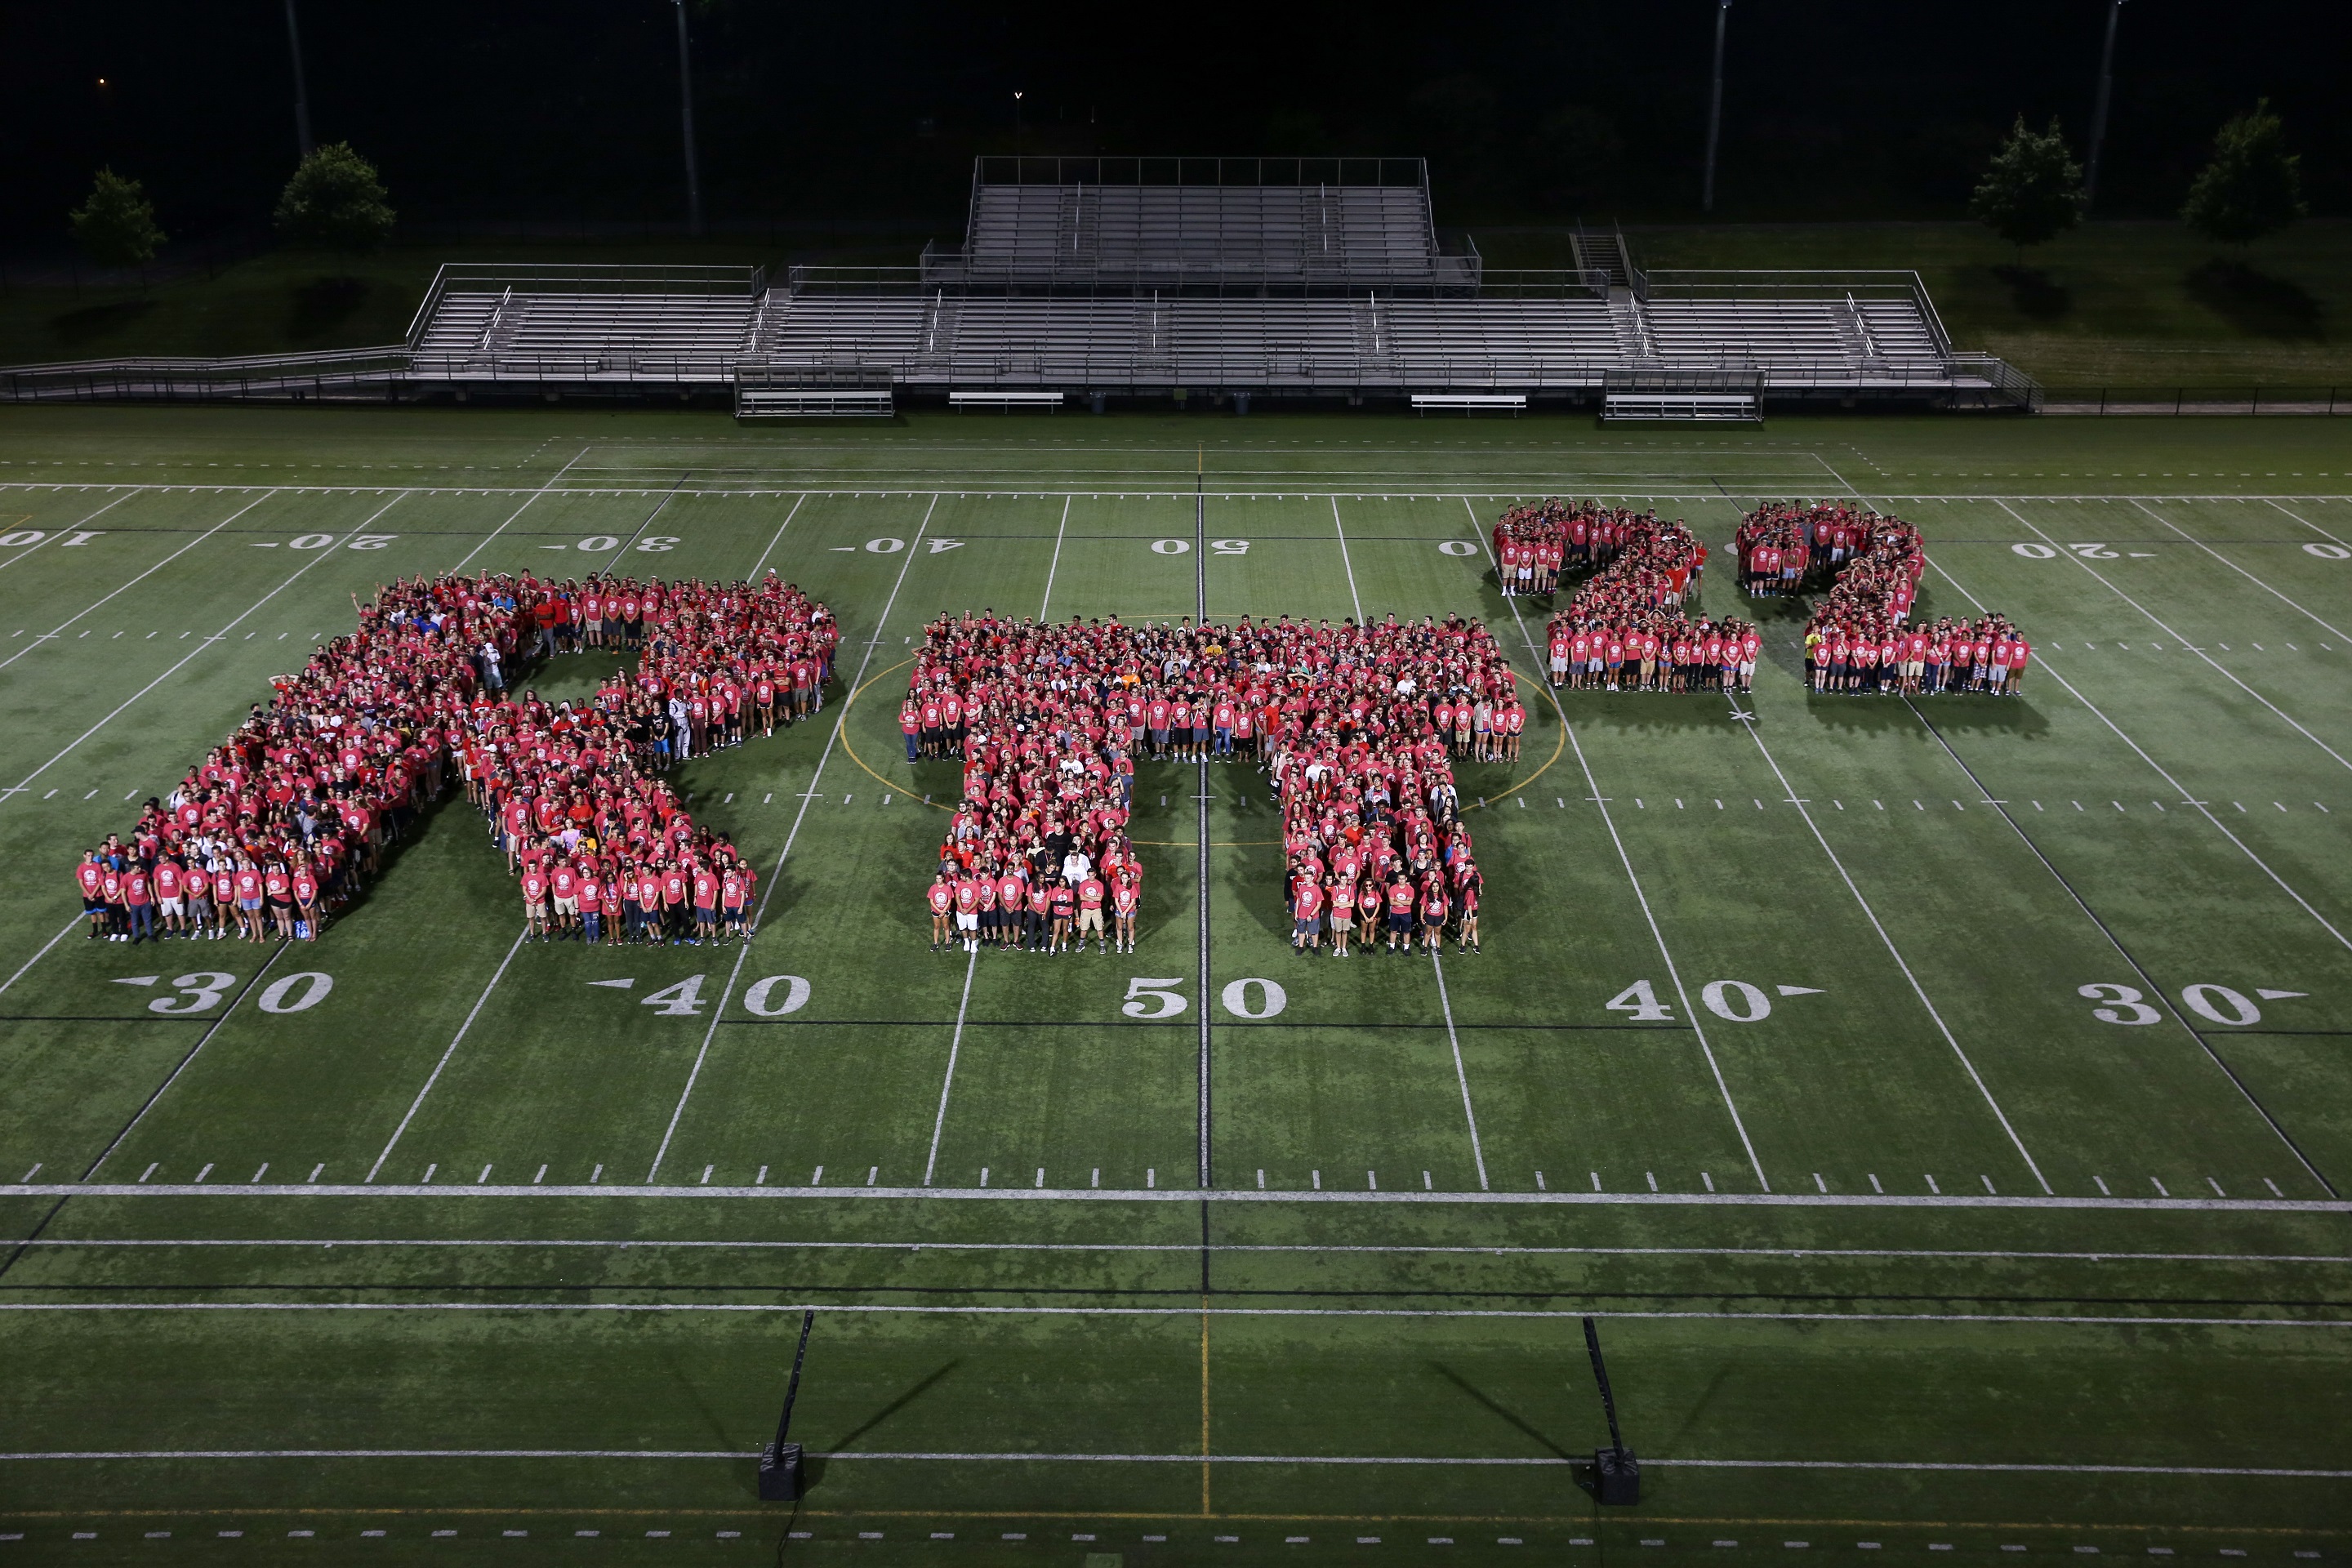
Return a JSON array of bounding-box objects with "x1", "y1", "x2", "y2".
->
[
  {"x1": 932, "y1": 158, "x2": 1466, "y2": 292},
  {"x1": 0, "y1": 159, "x2": 2039, "y2": 412}
]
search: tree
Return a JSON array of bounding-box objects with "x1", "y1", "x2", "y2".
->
[
  {"x1": 273, "y1": 142, "x2": 396, "y2": 256},
  {"x1": 69, "y1": 168, "x2": 166, "y2": 269},
  {"x1": 1969, "y1": 116, "x2": 2085, "y2": 257},
  {"x1": 2182, "y1": 99, "x2": 2308, "y2": 247}
]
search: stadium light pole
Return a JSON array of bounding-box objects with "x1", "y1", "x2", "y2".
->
[
  {"x1": 2083, "y1": 0, "x2": 2126, "y2": 208},
  {"x1": 281, "y1": 0, "x2": 314, "y2": 159},
  {"x1": 673, "y1": 0, "x2": 705, "y2": 237},
  {"x1": 1700, "y1": 0, "x2": 1731, "y2": 213}
]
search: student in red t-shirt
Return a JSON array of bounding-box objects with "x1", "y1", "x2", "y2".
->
[
  {"x1": 1074, "y1": 872, "x2": 1107, "y2": 954},
  {"x1": 719, "y1": 863, "x2": 746, "y2": 942},
  {"x1": 292, "y1": 858, "x2": 323, "y2": 940},
  {"x1": 927, "y1": 871, "x2": 955, "y2": 952},
  {"x1": 576, "y1": 862, "x2": 604, "y2": 946},
  {"x1": 77, "y1": 853, "x2": 111, "y2": 941},
  {"x1": 231, "y1": 857, "x2": 268, "y2": 944},
  {"x1": 519, "y1": 863, "x2": 550, "y2": 942},
  {"x1": 121, "y1": 862, "x2": 155, "y2": 945}
]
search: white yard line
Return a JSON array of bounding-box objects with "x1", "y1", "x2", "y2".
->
[
  {"x1": 642, "y1": 497, "x2": 941, "y2": 1182},
  {"x1": 742, "y1": 492, "x2": 808, "y2": 581},
  {"x1": 2, "y1": 495, "x2": 406, "y2": 800},
  {"x1": 0, "y1": 490, "x2": 134, "y2": 577},
  {"x1": 598, "y1": 476, "x2": 692, "y2": 573},
  {"x1": 1038, "y1": 493, "x2": 1072, "y2": 619},
  {"x1": 1931, "y1": 556, "x2": 2352, "y2": 956},
  {"x1": 2266, "y1": 497, "x2": 2352, "y2": 550},
  {"x1": 446, "y1": 447, "x2": 593, "y2": 573},
  {"x1": 0, "y1": 914, "x2": 87, "y2": 997},
  {"x1": 1461, "y1": 499, "x2": 1768, "y2": 1190},
  {"x1": 1329, "y1": 495, "x2": 1365, "y2": 623},
  {"x1": 0, "y1": 1448, "x2": 2338, "y2": 1477},
  {"x1": 1725, "y1": 693, "x2": 2051, "y2": 1194},
  {"x1": 1902, "y1": 697, "x2": 2336, "y2": 1196},
  {"x1": 920, "y1": 947, "x2": 981, "y2": 1187},
  {"x1": 0, "y1": 489, "x2": 276, "y2": 673},
  {"x1": 81, "y1": 947, "x2": 289, "y2": 1180},
  {"x1": 1998, "y1": 499, "x2": 2352, "y2": 776},
  {"x1": 363, "y1": 926, "x2": 530, "y2": 1183},
  {"x1": 1428, "y1": 953, "x2": 1489, "y2": 1191},
  {"x1": 2132, "y1": 499, "x2": 2352, "y2": 642},
  {"x1": 0, "y1": 1298, "x2": 2343, "y2": 1328}
]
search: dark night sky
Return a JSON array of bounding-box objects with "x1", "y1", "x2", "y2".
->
[{"x1": 0, "y1": 0, "x2": 2340, "y2": 243}]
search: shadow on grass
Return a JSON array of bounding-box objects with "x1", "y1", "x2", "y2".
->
[
  {"x1": 1429, "y1": 1361, "x2": 1577, "y2": 1460},
  {"x1": 48, "y1": 297, "x2": 157, "y2": 348},
  {"x1": 813, "y1": 1358, "x2": 964, "y2": 1464},
  {"x1": 1991, "y1": 264, "x2": 2073, "y2": 322},
  {"x1": 1802, "y1": 692, "x2": 2051, "y2": 739},
  {"x1": 2185, "y1": 259, "x2": 2325, "y2": 341},
  {"x1": 289, "y1": 274, "x2": 372, "y2": 340}
]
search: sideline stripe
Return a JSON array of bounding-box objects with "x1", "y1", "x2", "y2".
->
[
  {"x1": 0, "y1": 1450, "x2": 2339, "y2": 1478},
  {"x1": 8, "y1": 1180, "x2": 2347, "y2": 1213},
  {"x1": 2, "y1": 478, "x2": 2345, "y2": 503},
  {"x1": 19, "y1": 1237, "x2": 2352, "y2": 1263},
  {"x1": 0, "y1": 1302, "x2": 2342, "y2": 1329}
]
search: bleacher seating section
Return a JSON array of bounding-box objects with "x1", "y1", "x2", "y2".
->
[
  {"x1": 961, "y1": 181, "x2": 1442, "y2": 283},
  {"x1": 56, "y1": 159, "x2": 1999, "y2": 409},
  {"x1": 410, "y1": 290, "x2": 755, "y2": 372}
]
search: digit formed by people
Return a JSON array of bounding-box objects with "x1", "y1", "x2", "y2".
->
[
  {"x1": 1735, "y1": 502, "x2": 2031, "y2": 695},
  {"x1": 1505, "y1": 500, "x2": 1765, "y2": 695},
  {"x1": 75, "y1": 570, "x2": 837, "y2": 947},
  {"x1": 906, "y1": 609, "x2": 1518, "y2": 958}
]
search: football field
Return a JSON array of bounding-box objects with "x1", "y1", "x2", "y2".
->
[{"x1": 1, "y1": 405, "x2": 2350, "y2": 1564}]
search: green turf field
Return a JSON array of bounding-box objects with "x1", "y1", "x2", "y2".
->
[{"x1": 1, "y1": 405, "x2": 2349, "y2": 1564}]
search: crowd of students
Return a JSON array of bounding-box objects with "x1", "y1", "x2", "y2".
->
[
  {"x1": 906, "y1": 610, "x2": 1520, "y2": 955},
  {"x1": 1502, "y1": 500, "x2": 1766, "y2": 694},
  {"x1": 1735, "y1": 502, "x2": 2031, "y2": 694},
  {"x1": 76, "y1": 571, "x2": 835, "y2": 946},
  {"x1": 1267, "y1": 615, "x2": 1512, "y2": 957}
]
